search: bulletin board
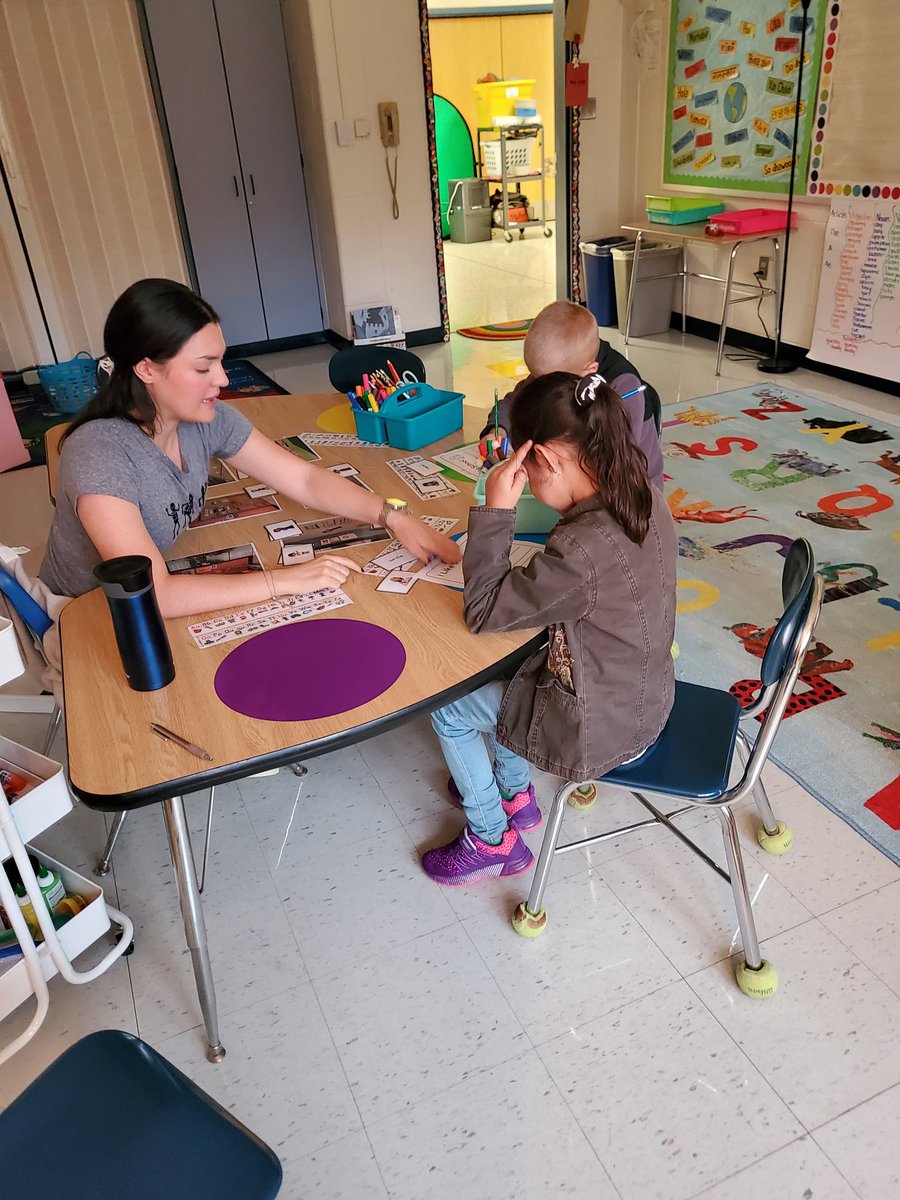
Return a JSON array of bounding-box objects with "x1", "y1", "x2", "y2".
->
[
  {"x1": 807, "y1": 0, "x2": 900, "y2": 198},
  {"x1": 663, "y1": 1, "x2": 827, "y2": 193}
]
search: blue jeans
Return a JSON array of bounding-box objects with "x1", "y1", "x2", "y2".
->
[{"x1": 431, "y1": 681, "x2": 531, "y2": 842}]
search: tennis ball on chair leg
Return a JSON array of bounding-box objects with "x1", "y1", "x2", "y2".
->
[
  {"x1": 567, "y1": 783, "x2": 597, "y2": 809},
  {"x1": 512, "y1": 903, "x2": 547, "y2": 938}
]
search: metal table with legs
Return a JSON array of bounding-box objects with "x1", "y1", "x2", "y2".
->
[{"x1": 620, "y1": 220, "x2": 784, "y2": 375}]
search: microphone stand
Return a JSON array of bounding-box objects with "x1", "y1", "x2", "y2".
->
[{"x1": 758, "y1": 0, "x2": 812, "y2": 374}]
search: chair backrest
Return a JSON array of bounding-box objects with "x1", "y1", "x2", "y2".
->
[
  {"x1": 0, "y1": 564, "x2": 52, "y2": 640},
  {"x1": 328, "y1": 346, "x2": 426, "y2": 394},
  {"x1": 0, "y1": 1030, "x2": 283, "y2": 1199},
  {"x1": 760, "y1": 538, "x2": 815, "y2": 687}
]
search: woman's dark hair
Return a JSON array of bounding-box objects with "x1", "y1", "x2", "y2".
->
[
  {"x1": 508, "y1": 371, "x2": 653, "y2": 544},
  {"x1": 61, "y1": 278, "x2": 219, "y2": 443}
]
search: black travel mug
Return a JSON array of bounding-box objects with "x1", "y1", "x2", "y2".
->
[{"x1": 93, "y1": 555, "x2": 175, "y2": 691}]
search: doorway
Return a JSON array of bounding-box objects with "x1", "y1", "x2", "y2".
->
[{"x1": 422, "y1": 2, "x2": 562, "y2": 336}]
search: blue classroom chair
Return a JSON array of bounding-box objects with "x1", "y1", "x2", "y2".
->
[
  {"x1": 0, "y1": 562, "x2": 62, "y2": 756},
  {"x1": 0, "y1": 1030, "x2": 282, "y2": 1199},
  {"x1": 513, "y1": 538, "x2": 822, "y2": 998}
]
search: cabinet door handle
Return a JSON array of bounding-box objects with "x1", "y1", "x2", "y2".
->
[
  {"x1": 232, "y1": 175, "x2": 240, "y2": 197},
  {"x1": 248, "y1": 173, "x2": 256, "y2": 197}
]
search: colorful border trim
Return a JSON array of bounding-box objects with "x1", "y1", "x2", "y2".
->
[{"x1": 807, "y1": 2, "x2": 900, "y2": 198}]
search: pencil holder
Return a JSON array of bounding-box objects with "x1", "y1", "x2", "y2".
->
[
  {"x1": 94, "y1": 556, "x2": 175, "y2": 692},
  {"x1": 377, "y1": 382, "x2": 464, "y2": 451},
  {"x1": 351, "y1": 405, "x2": 388, "y2": 444}
]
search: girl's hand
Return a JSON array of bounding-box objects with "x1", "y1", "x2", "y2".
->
[
  {"x1": 484, "y1": 440, "x2": 532, "y2": 509},
  {"x1": 275, "y1": 555, "x2": 363, "y2": 596},
  {"x1": 389, "y1": 511, "x2": 461, "y2": 564}
]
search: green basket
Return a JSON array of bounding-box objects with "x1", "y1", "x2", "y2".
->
[
  {"x1": 646, "y1": 194, "x2": 714, "y2": 211},
  {"x1": 37, "y1": 351, "x2": 99, "y2": 415},
  {"x1": 474, "y1": 464, "x2": 559, "y2": 534}
]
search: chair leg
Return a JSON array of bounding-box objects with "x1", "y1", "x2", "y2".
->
[
  {"x1": 95, "y1": 810, "x2": 128, "y2": 877},
  {"x1": 717, "y1": 806, "x2": 778, "y2": 998},
  {"x1": 735, "y1": 729, "x2": 793, "y2": 854},
  {"x1": 511, "y1": 781, "x2": 573, "y2": 937},
  {"x1": 41, "y1": 704, "x2": 62, "y2": 757}
]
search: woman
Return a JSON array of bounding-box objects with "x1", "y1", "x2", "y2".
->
[{"x1": 40, "y1": 278, "x2": 459, "y2": 615}]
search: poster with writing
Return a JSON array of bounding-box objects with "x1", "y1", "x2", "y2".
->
[
  {"x1": 808, "y1": 198, "x2": 900, "y2": 382},
  {"x1": 663, "y1": 1, "x2": 826, "y2": 192}
]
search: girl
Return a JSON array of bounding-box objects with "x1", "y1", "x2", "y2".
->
[
  {"x1": 423, "y1": 371, "x2": 677, "y2": 885},
  {"x1": 40, "y1": 278, "x2": 459, "y2": 614}
]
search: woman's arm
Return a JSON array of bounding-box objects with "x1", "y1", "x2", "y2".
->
[
  {"x1": 76, "y1": 493, "x2": 361, "y2": 619},
  {"x1": 229, "y1": 430, "x2": 460, "y2": 565}
]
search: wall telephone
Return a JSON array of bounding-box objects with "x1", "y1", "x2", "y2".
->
[{"x1": 378, "y1": 102, "x2": 399, "y2": 147}]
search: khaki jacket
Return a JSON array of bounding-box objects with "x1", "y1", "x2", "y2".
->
[{"x1": 463, "y1": 492, "x2": 677, "y2": 781}]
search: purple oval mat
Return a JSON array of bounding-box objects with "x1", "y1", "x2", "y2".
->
[{"x1": 214, "y1": 618, "x2": 406, "y2": 722}]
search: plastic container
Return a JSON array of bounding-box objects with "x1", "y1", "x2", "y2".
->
[
  {"x1": 646, "y1": 194, "x2": 716, "y2": 211},
  {"x1": 611, "y1": 243, "x2": 681, "y2": 335},
  {"x1": 351, "y1": 406, "x2": 387, "y2": 445},
  {"x1": 580, "y1": 237, "x2": 631, "y2": 327},
  {"x1": 482, "y1": 134, "x2": 537, "y2": 178},
  {"x1": 647, "y1": 203, "x2": 724, "y2": 225},
  {"x1": 93, "y1": 556, "x2": 175, "y2": 692},
  {"x1": 447, "y1": 178, "x2": 492, "y2": 244},
  {"x1": 37, "y1": 352, "x2": 98, "y2": 415},
  {"x1": 474, "y1": 466, "x2": 559, "y2": 534},
  {"x1": 0, "y1": 735, "x2": 72, "y2": 860},
  {"x1": 706, "y1": 207, "x2": 798, "y2": 236},
  {"x1": 376, "y1": 382, "x2": 464, "y2": 451},
  {"x1": 474, "y1": 79, "x2": 535, "y2": 128}
]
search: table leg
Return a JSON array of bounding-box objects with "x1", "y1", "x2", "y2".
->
[
  {"x1": 771, "y1": 234, "x2": 783, "y2": 356},
  {"x1": 716, "y1": 241, "x2": 741, "y2": 376},
  {"x1": 624, "y1": 230, "x2": 641, "y2": 344},
  {"x1": 162, "y1": 795, "x2": 226, "y2": 1063},
  {"x1": 681, "y1": 240, "x2": 687, "y2": 333}
]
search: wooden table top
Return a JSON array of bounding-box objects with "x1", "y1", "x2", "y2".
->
[
  {"x1": 621, "y1": 218, "x2": 779, "y2": 245},
  {"x1": 59, "y1": 393, "x2": 543, "y2": 808}
]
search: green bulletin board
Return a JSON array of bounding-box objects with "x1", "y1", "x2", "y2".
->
[{"x1": 663, "y1": 1, "x2": 827, "y2": 193}]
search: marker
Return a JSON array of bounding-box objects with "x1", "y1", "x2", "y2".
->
[
  {"x1": 501, "y1": 437, "x2": 510, "y2": 458},
  {"x1": 362, "y1": 373, "x2": 371, "y2": 393}
]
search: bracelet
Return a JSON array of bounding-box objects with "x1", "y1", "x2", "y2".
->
[{"x1": 264, "y1": 568, "x2": 278, "y2": 601}]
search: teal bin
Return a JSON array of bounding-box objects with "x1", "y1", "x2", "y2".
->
[
  {"x1": 474, "y1": 464, "x2": 559, "y2": 534},
  {"x1": 352, "y1": 406, "x2": 387, "y2": 444},
  {"x1": 373, "y1": 382, "x2": 464, "y2": 451}
]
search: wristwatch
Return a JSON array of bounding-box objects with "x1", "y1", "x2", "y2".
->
[{"x1": 378, "y1": 497, "x2": 408, "y2": 530}]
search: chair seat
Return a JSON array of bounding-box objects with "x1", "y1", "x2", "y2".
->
[
  {"x1": 603, "y1": 681, "x2": 742, "y2": 801},
  {"x1": 0, "y1": 1031, "x2": 282, "y2": 1199}
]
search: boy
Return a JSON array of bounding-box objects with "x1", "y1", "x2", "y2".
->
[{"x1": 479, "y1": 300, "x2": 663, "y2": 489}]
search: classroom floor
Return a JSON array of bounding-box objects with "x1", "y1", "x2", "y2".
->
[
  {"x1": 2, "y1": 329, "x2": 900, "y2": 1200},
  {"x1": 443, "y1": 224, "x2": 556, "y2": 330}
]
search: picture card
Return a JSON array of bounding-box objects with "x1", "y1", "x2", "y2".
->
[
  {"x1": 362, "y1": 516, "x2": 460, "y2": 576},
  {"x1": 280, "y1": 543, "x2": 315, "y2": 565},
  {"x1": 432, "y1": 444, "x2": 483, "y2": 482},
  {"x1": 276, "y1": 434, "x2": 321, "y2": 462},
  {"x1": 167, "y1": 542, "x2": 263, "y2": 577},
  {"x1": 265, "y1": 519, "x2": 302, "y2": 541},
  {"x1": 376, "y1": 572, "x2": 417, "y2": 594},
  {"x1": 282, "y1": 515, "x2": 390, "y2": 553},
  {"x1": 406, "y1": 459, "x2": 443, "y2": 478},
  {"x1": 187, "y1": 588, "x2": 353, "y2": 648},
  {"x1": 416, "y1": 533, "x2": 543, "y2": 589},
  {"x1": 190, "y1": 490, "x2": 281, "y2": 528},
  {"x1": 245, "y1": 483, "x2": 277, "y2": 499},
  {"x1": 386, "y1": 456, "x2": 460, "y2": 501}
]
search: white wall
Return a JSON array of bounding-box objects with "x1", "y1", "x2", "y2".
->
[
  {"x1": 283, "y1": 0, "x2": 443, "y2": 340},
  {"x1": 580, "y1": 0, "x2": 827, "y2": 349}
]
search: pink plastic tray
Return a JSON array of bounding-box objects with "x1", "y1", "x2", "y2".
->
[{"x1": 707, "y1": 208, "x2": 798, "y2": 236}]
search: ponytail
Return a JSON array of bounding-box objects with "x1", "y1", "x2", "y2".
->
[{"x1": 508, "y1": 371, "x2": 653, "y2": 544}]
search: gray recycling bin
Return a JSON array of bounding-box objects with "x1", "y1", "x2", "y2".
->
[
  {"x1": 447, "y1": 178, "x2": 492, "y2": 244},
  {"x1": 611, "y1": 243, "x2": 681, "y2": 335}
]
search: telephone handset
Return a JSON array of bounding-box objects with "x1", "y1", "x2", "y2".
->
[{"x1": 378, "y1": 102, "x2": 399, "y2": 148}]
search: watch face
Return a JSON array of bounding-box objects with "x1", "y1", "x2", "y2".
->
[{"x1": 387, "y1": 498, "x2": 407, "y2": 509}]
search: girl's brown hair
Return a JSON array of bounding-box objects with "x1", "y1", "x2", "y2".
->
[{"x1": 508, "y1": 371, "x2": 653, "y2": 544}]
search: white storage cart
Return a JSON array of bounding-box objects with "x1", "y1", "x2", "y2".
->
[{"x1": 476, "y1": 123, "x2": 552, "y2": 243}]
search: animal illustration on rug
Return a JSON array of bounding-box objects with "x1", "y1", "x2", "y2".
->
[
  {"x1": 796, "y1": 510, "x2": 870, "y2": 532},
  {"x1": 668, "y1": 487, "x2": 765, "y2": 524},
  {"x1": 866, "y1": 450, "x2": 900, "y2": 484},
  {"x1": 772, "y1": 449, "x2": 844, "y2": 477},
  {"x1": 863, "y1": 723, "x2": 900, "y2": 751},
  {"x1": 727, "y1": 621, "x2": 853, "y2": 720}
]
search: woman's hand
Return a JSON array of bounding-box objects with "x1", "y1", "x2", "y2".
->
[
  {"x1": 484, "y1": 439, "x2": 532, "y2": 509},
  {"x1": 389, "y1": 511, "x2": 461, "y2": 565},
  {"x1": 274, "y1": 555, "x2": 363, "y2": 596}
]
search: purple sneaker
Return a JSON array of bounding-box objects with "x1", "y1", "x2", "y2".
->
[
  {"x1": 446, "y1": 777, "x2": 542, "y2": 831},
  {"x1": 422, "y1": 827, "x2": 534, "y2": 886}
]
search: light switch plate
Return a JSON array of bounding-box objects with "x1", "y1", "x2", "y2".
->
[{"x1": 335, "y1": 119, "x2": 354, "y2": 146}]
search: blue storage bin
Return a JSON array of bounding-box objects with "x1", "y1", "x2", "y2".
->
[
  {"x1": 376, "y1": 382, "x2": 464, "y2": 451},
  {"x1": 579, "y1": 238, "x2": 630, "y2": 327},
  {"x1": 37, "y1": 351, "x2": 99, "y2": 414},
  {"x1": 351, "y1": 406, "x2": 388, "y2": 444}
]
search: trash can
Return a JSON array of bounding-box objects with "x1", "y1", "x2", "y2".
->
[
  {"x1": 447, "y1": 178, "x2": 492, "y2": 244},
  {"x1": 611, "y1": 243, "x2": 681, "y2": 335},
  {"x1": 580, "y1": 238, "x2": 630, "y2": 327}
]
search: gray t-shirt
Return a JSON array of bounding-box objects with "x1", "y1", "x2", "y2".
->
[{"x1": 40, "y1": 403, "x2": 253, "y2": 597}]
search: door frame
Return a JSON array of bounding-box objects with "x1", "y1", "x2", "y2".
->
[{"x1": 416, "y1": 1, "x2": 573, "y2": 338}]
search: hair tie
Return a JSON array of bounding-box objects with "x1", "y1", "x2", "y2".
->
[
  {"x1": 98, "y1": 356, "x2": 114, "y2": 378},
  {"x1": 574, "y1": 372, "x2": 606, "y2": 408}
]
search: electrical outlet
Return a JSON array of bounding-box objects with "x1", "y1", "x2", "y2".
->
[{"x1": 757, "y1": 256, "x2": 770, "y2": 279}]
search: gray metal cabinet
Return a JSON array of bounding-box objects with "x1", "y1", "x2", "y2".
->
[{"x1": 143, "y1": 0, "x2": 322, "y2": 345}]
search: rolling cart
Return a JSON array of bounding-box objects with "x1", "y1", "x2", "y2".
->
[{"x1": 476, "y1": 123, "x2": 553, "y2": 243}]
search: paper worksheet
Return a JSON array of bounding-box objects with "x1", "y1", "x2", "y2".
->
[
  {"x1": 187, "y1": 588, "x2": 352, "y2": 648},
  {"x1": 386, "y1": 456, "x2": 460, "y2": 500},
  {"x1": 416, "y1": 534, "x2": 543, "y2": 589},
  {"x1": 431, "y1": 444, "x2": 483, "y2": 482}
]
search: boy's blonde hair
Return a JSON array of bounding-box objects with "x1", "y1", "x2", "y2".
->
[{"x1": 523, "y1": 300, "x2": 600, "y2": 377}]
